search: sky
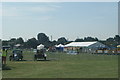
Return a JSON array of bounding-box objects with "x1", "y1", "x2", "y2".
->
[{"x1": 1, "y1": 2, "x2": 118, "y2": 41}]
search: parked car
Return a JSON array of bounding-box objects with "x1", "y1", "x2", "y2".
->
[{"x1": 9, "y1": 49, "x2": 23, "y2": 61}]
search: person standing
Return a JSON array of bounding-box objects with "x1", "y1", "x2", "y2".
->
[{"x1": 2, "y1": 48, "x2": 7, "y2": 65}]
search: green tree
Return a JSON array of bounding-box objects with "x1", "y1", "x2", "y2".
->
[
  {"x1": 37, "y1": 33, "x2": 49, "y2": 44},
  {"x1": 106, "y1": 37, "x2": 116, "y2": 47},
  {"x1": 75, "y1": 38, "x2": 84, "y2": 42},
  {"x1": 57, "y1": 37, "x2": 67, "y2": 45},
  {"x1": 16, "y1": 37, "x2": 24, "y2": 44},
  {"x1": 84, "y1": 37, "x2": 98, "y2": 41},
  {"x1": 114, "y1": 35, "x2": 120, "y2": 45},
  {"x1": 25, "y1": 38, "x2": 38, "y2": 49},
  {"x1": 2, "y1": 40, "x2": 9, "y2": 46},
  {"x1": 9, "y1": 38, "x2": 17, "y2": 48}
]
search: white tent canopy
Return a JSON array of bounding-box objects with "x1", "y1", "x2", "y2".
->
[
  {"x1": 37, "y1": 44, "x2": 44, "y2": 50},
  {"x1": 117, "y1": 45, "x2": 120, "y2": 47},
  {"x1": 64, "y1": 41, "x2": 108, "y2": 48},
  {"x1": 64, "y1": 41, "x2": 108, "y2": 53},
  {"x1": 65, "y1": 42, "x2": 97, "y2": 47},
  {"x1": 55, "y1": 44, "x2": 65, "y2": 47},
  {"x1": 15, "y1": 44, "x2": 21, "y2": 47}
]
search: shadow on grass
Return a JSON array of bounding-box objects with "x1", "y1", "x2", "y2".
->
[
  {"x1": 10, "y1": 59, "x2": 51, "y2": 61},
  {"x1": 2, "y1": 65, "x2": 11, "y2": 70},
  {"x1": 35, "y1": 59, "x2": 51, "y2": 61}
]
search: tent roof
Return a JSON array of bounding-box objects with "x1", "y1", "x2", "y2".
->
[
  {"x1": 55, "y1": 44, "x2": 64, "y2": 47},
  {"x1": 37, "y1": 44, "x2": 44, "y2": 50},
  {"x1": 65, "y1": 41, "x2": 97, "y2": 47},
  {"x1": 15, "y1": 44, "x2": 21, "y2": 47},
  {"x1": 117, "y1": 45, "x2": 120, "y2": 47},
  {"x1": 37, "y1": 44, "x2": 44, "y2": 47}
]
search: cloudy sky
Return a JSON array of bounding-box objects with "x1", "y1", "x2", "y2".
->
[{"x1": 1, "y1": 2, "x2": 118, "y2": 41}]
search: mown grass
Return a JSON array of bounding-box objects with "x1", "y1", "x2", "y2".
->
[{"x1": 2, "y1": 50, "x2": 118, "y2": 78}]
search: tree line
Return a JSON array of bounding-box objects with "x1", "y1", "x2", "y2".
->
[{"x1": 2, "y1": 33, "x2": 120, "y2": 49}]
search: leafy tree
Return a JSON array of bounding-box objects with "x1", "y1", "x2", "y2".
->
[
  {"x1": 75, "y1": 38, "x2": 84, "y2": 42},
  {"x1": 84, "y1": 37, "x2": 98, "y2": 41},
  {"x1": 57, "y1": 37, "x2": 67, "y2": 45},
  {"x1": 94, "y1": 37, "x2": 99, "y2": 41},
  {"x1": 105, "y1": 36, "x2": 119, "y2": 47},
  {"x1": 52, "y1": 40, "x2": 57, "y2": 45},
  {"x1": 2, "y1": 40, "x2": 9, "y2": 46},
  {"x1": 25, "y1": 38, "x2": 38, "y2": 49},
  {"x1": 16, "y1": 37, "x2": 24, "y2": 44},
  {"x1": 114, "y1": 35, "x2": 120, "y2": 45},
  {"x1": 9, "y1": 38, "x2": 17, "y2": 48},
  {"x1": 44, "y1": 41, "x2": 53, "y2": 48},
  {"x1": 106, "y1": 37, "x2": 114, "y2": 46},
  {"x1": 9, "y1": 38, "x2": 16, "y2": 42},
  {"x1": 106, "y1": 37, "x2": 114, "y2": 42},
  {"x1": 46, "y1": 40, "x2": 57, "y2": 48},
  {"x1": 37, "y1": 33, "x2": 49, "y2": 44}
]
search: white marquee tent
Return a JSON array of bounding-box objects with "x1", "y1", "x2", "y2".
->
[
  {"x1": 65, "y1": 42, "x2": 97, "y2": 47},
  {"x1": 64, "y1": 41, "x2": 109, "y2": 53}
]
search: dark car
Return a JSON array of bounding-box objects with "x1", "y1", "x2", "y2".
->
[
  {"x1": 34, "y1": 49, "x2": 47, "y2": 61},
  {"x1": 9, "y1": 49, "x2": 23, "y2": 61}
]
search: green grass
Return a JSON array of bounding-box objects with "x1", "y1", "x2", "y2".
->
[{"x1": 2, "y1": 50, "x2": 118, "y2": 78}]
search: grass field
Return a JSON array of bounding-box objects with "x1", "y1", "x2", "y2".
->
[{"x1": 2, "y1": 50, "x2": 118, "y2": 78}]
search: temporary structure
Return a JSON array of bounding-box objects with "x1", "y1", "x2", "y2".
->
[
  {"x1": 15, "y1": 44, "x2": 21, "y2": 47},
  {"x1": 55, "y1": 44, "x2": 65, "y2": 47},
  {"x1": 55, "y1": 44, "x2": 64, "y2": 51},
  {"x1": 65, "y1": 42, "x2": 97, "y2": 47},
  {"x1": 64, "y1": 41, "x2": 109, "y2": 53},
  {"x1": 117, "y1": 45, "x2": 120, "y2": 53},
  {"x1": 117, "y1": 45, "x2": 120, "y2": 47},
  {"x1": 37, "y1": 44, "x2": 44, "y2": 50}
]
